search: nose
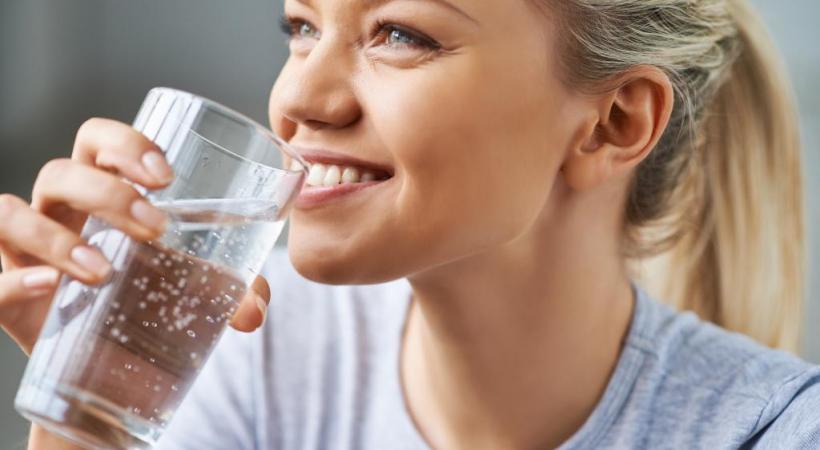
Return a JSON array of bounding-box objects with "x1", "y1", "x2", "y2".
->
[{"x1": 270, "y1": 38, "x2": 362, "y2": 134}]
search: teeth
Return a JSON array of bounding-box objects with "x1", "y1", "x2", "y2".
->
[
  {"x1": 289, "y1": 159, "x2": 302, "y2": 171},
  {"x1": 341, "y1": 167, "x2": 360, "y2": 184},
  {"x1": 307, "y1": 163, "x2": 327, "y2": 186},
  {"x1": 304, "y1": 163, "x2": 383, "y2": 187},
  {"x1": 322, "y1": 165, "x2": 341, "y2": 186}
]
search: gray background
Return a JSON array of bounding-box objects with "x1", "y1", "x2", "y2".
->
[{"x1": 0, "y1": 0, "x2": 817, "y2": 447}]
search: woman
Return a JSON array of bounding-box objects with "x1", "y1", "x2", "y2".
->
[{"x1": 2, "y1": 0, "x2": 817, "y2": 448}]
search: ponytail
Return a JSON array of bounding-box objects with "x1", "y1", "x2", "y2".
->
[{"x1": 637, "y1": 1, "x2": 804, "y2": 352}]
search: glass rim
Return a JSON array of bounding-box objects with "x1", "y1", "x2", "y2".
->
[{"x1": 148, "y1": 86, "x2": 309, "y2": 172}]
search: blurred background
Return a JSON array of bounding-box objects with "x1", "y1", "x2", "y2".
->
[{"x1": 0, "y1": 0, "x2": 818, "y2": 447}]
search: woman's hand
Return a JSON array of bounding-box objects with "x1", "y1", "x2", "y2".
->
[{"x1": 0, "y1": 117, "x2": 270, "y2": 356}]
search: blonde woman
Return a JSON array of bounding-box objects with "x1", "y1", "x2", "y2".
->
[{"x1": 2, "y1": 0, "x2": 817, "y2": 448}]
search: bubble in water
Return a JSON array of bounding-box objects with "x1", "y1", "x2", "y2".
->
[
  {"x1": 230, "y1": 284, "x2": 237, "y2": 291},
  {"x1": 167, "y1": 325, "x2": 174, "y2": 332},
  {"x1": 205, "y1": 316, "x2": 214, "y2": 323},
  {"x1": 187, "y1": 330, "x2": 196, "y2": 338},
  {"x1": 119, "y1": 335, "x2": 129, "y2": 343},
  {"x1": 142, "y1": 321, "x2": 150, "y2": 327},
  {"x1": 149, "y1": 357, "x2": 156, "y2": 363},
  {"x1": 153, "y1": 384, "x2": 161, "y2": 392},
  {"x1": 190, "y1": 352, "x2": 198, "y2": 359},
  {"x1": 138, "y1": 301, "x2": 147, "y2": 309},
  {"x1": 171, "y1": 384, "x2": 179, "y2": 391},
  {"x1": 200, "y1": 276, "x2": 208, "y2": 284},
  {"x1": 118, "y1": 314, "x2": 126, "y2": 322},
  {"x1": 124, "y1": 363, "x2": 132, "y2": 370},
  {"x1": 111, "y1": 328, "x2": 121, "y2": 337}
]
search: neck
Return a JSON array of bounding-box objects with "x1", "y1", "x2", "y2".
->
[{"x1": 401, "y1": 183, "x2": 636, "y2": 450}]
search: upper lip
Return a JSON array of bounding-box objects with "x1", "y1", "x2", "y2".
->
[{"x1": 290, "y1": 145, "x2": 394, "y2": 177}]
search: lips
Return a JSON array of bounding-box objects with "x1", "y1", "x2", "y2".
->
[{"x1": 287, "y1": 146, "x2": 395, "y2": 209}]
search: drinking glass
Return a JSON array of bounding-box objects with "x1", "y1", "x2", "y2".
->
[{"x1": 14, "y1": 87, "x2": 306, "y2": 450}]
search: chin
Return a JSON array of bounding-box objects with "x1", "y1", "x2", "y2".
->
[{"x1": 286, "y1": 234, "x2": 406, "y2": 286}]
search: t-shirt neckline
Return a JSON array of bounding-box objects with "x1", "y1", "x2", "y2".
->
[{"x1": 386, "y1": 279, "x2": 650, "y2": 450}]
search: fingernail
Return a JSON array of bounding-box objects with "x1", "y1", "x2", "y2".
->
[
  {"x1": 254, "y1": 293, "x2": 268, "y2": 323},
  {"x1": 71, "y1": 246, "x2": 112, "y2": 278},
  {"x1": 142, "y1": 151, "x2": 174, "y2": 184},
  {"x1": 22, "y1": 268, "x2": 60, "y2": 289},
  {"x1": 131, "y1": 199, "x2": 167, "y2": 232}
]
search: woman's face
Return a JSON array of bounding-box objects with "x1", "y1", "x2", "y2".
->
[{"x1": 269, "y1": 0, "x2": 584, "y2": 284}]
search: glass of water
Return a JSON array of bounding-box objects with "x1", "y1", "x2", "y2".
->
[{"x1": 14, "y1": 87, "x2": 307, "y2": 449}]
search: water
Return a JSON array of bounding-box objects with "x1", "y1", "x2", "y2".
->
[{"x1": 15, "y1": 199, "x2": 285, "y2": 449}]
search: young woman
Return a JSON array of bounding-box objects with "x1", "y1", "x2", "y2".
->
[{"x1": 2, "y1": 0, "x2": 817, "y2": 448}]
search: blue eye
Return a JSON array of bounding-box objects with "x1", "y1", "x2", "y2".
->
[
  {"x1": 278, "y1": 16, "x2": 319, "y2": 40},
  {"x1": 378, "y1": 22, "x2": 440, "y2": 50}
]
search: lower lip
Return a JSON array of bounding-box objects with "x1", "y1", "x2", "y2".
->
[{"x1": 294, "y1": 179, "x2": 391, "y2": 210}]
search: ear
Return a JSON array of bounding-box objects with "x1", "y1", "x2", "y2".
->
[{"x1": 562, "y1": 66, "x2": 674, "y2": 191}]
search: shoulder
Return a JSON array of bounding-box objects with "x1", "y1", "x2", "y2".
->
[{"x1": 618, "y1": 284, "x2": 820, "y2": 447}]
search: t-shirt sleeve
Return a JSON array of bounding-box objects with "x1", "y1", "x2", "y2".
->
[
  {"x1": 153, "y1": 328, "x2": 257, "y2": 450},
  {"x1": 746, "y1": 368, "x2": 820, "y2": 449}
]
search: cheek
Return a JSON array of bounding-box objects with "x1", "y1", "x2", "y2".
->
[{"x1": 364, "y1": 53, "x2": 566, "y2": 254}]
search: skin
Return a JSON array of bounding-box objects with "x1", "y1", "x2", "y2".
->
[
  {"x1": 272, "y1": 0, "x2": 672, "y2": 449},
  {"x1": 4, "y1": 0, "x2": 673, "y2": 448}
]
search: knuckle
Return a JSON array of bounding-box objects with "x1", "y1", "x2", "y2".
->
[
  {"x1": 0, "y1": 194, "x2": 23, "y2": 222},
  {"x1": 95, "y1": 178, "x2": 141, "y2": 211},
  {"x1": 76, "y1": 117, "x2": 106, "y2": 140},
  {"x1": 37, "y1": 158, "x2": 72, "y2": 184}
]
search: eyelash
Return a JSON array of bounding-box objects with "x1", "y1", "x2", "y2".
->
[{"x1": 277, "y1": 15, "x2": 441, "y2": 51}]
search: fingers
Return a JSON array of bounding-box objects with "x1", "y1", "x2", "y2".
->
[
  {"x1": 0, "y1": 194, "x2": 113, "y2": 284},
  {"x1": 32, "y1": 159, "x2": 168, "y2": 241},
  {"x1": 73, "y1": 117, "x2": 174, "y2": 189},
  {"x1": 229, "y1": 275, "x2": 271, "y2": 332},
  {"x1": 0, "y1": 265, "x2": 60, "y2": 308}
]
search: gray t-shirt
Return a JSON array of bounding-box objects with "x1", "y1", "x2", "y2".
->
[{"x1": 156, "y1": 249, "x2": 820, "y2": 449}]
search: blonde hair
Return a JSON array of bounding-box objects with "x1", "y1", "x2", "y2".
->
[{"x1": 540, "y1": 0, "x2": 805, "y2": 352}]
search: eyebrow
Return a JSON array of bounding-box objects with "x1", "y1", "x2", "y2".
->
[{"x1": 293, "y1": 0, "x2": 478, "y2": 25}]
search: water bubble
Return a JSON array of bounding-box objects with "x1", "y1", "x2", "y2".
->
[
  {"x1": 151, "y1": 258, "x2": 160, "y2": 266},
  {"x1": 230, "y1": 284, "x2": 237, "y2": 291},
  {"x1": 205, "y1": 316, "x2": 214, "y2": 323},
  {"x1": 149, "y1": 357, "x2": 156, "y2": 363},
  {"x1": 119, "y1": 335, "x2": 129, "y2": 343},
  {"x1": 190, "y1": 352, "x2": 198, "y2": 359},
  {"x1": 200, "y1": 276, "x2": 208, "y2": 284},
  {"x1": 153, "y1": 384, "x2": 161, "y2": 392},
  {"x1": 138, "y1": 301, "x2": 147, "y2": 309},
  {"x1": 151, "y1": 321, "x2": 158, "y2": 328},
  {"x1": 118, "y1": 314, "x2": 126, "y2": 322},
  {"x1": 124, "y1": 363, "x2": 132, "y2": 370},
  {"x1": 186, "y1": 330, "x2": 196, "y2": 338},
  {"x1": 167, "y1": 325, "x2": 174, "y2": 332},
  {"x1": 171, "y1": 384, "x2": 179, "y2": 391},
  {"x1": 159, "y1": 253, "x2": 166, "y2": 260},
  {"x1": 142, "y1": 321, "x2": 150, "y2": 327},
  {"x1": 111, "y1": 328, "x2": 121, "y2": 337}
]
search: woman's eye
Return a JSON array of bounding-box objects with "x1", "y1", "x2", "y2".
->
[
  {"x1": 278, "y1": 16, "x2": 320, "y2": 40},
  {"x1": 377, "y1": 23, "x2": 440, "y2": 51}
]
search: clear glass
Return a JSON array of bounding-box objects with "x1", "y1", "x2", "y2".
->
[{"x1": 14, "y1": 87, "x2": 307, "y2": 450}]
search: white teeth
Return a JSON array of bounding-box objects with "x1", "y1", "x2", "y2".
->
[
  {"x1": 307, "y1": 163, "x2": 327, "y2": 186},
  {"x1": 289, "y1": 159, "x2": 302, "y2": 171},
  {"x1": 322, "y1": 165, "x2": 341, "y2": 186},
  {"x1": 304, "y1": 163, "x2": 384, "y2": 187},
  {"x1": 341, "y1": 167, "x2": 360, "y2": 184}
]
